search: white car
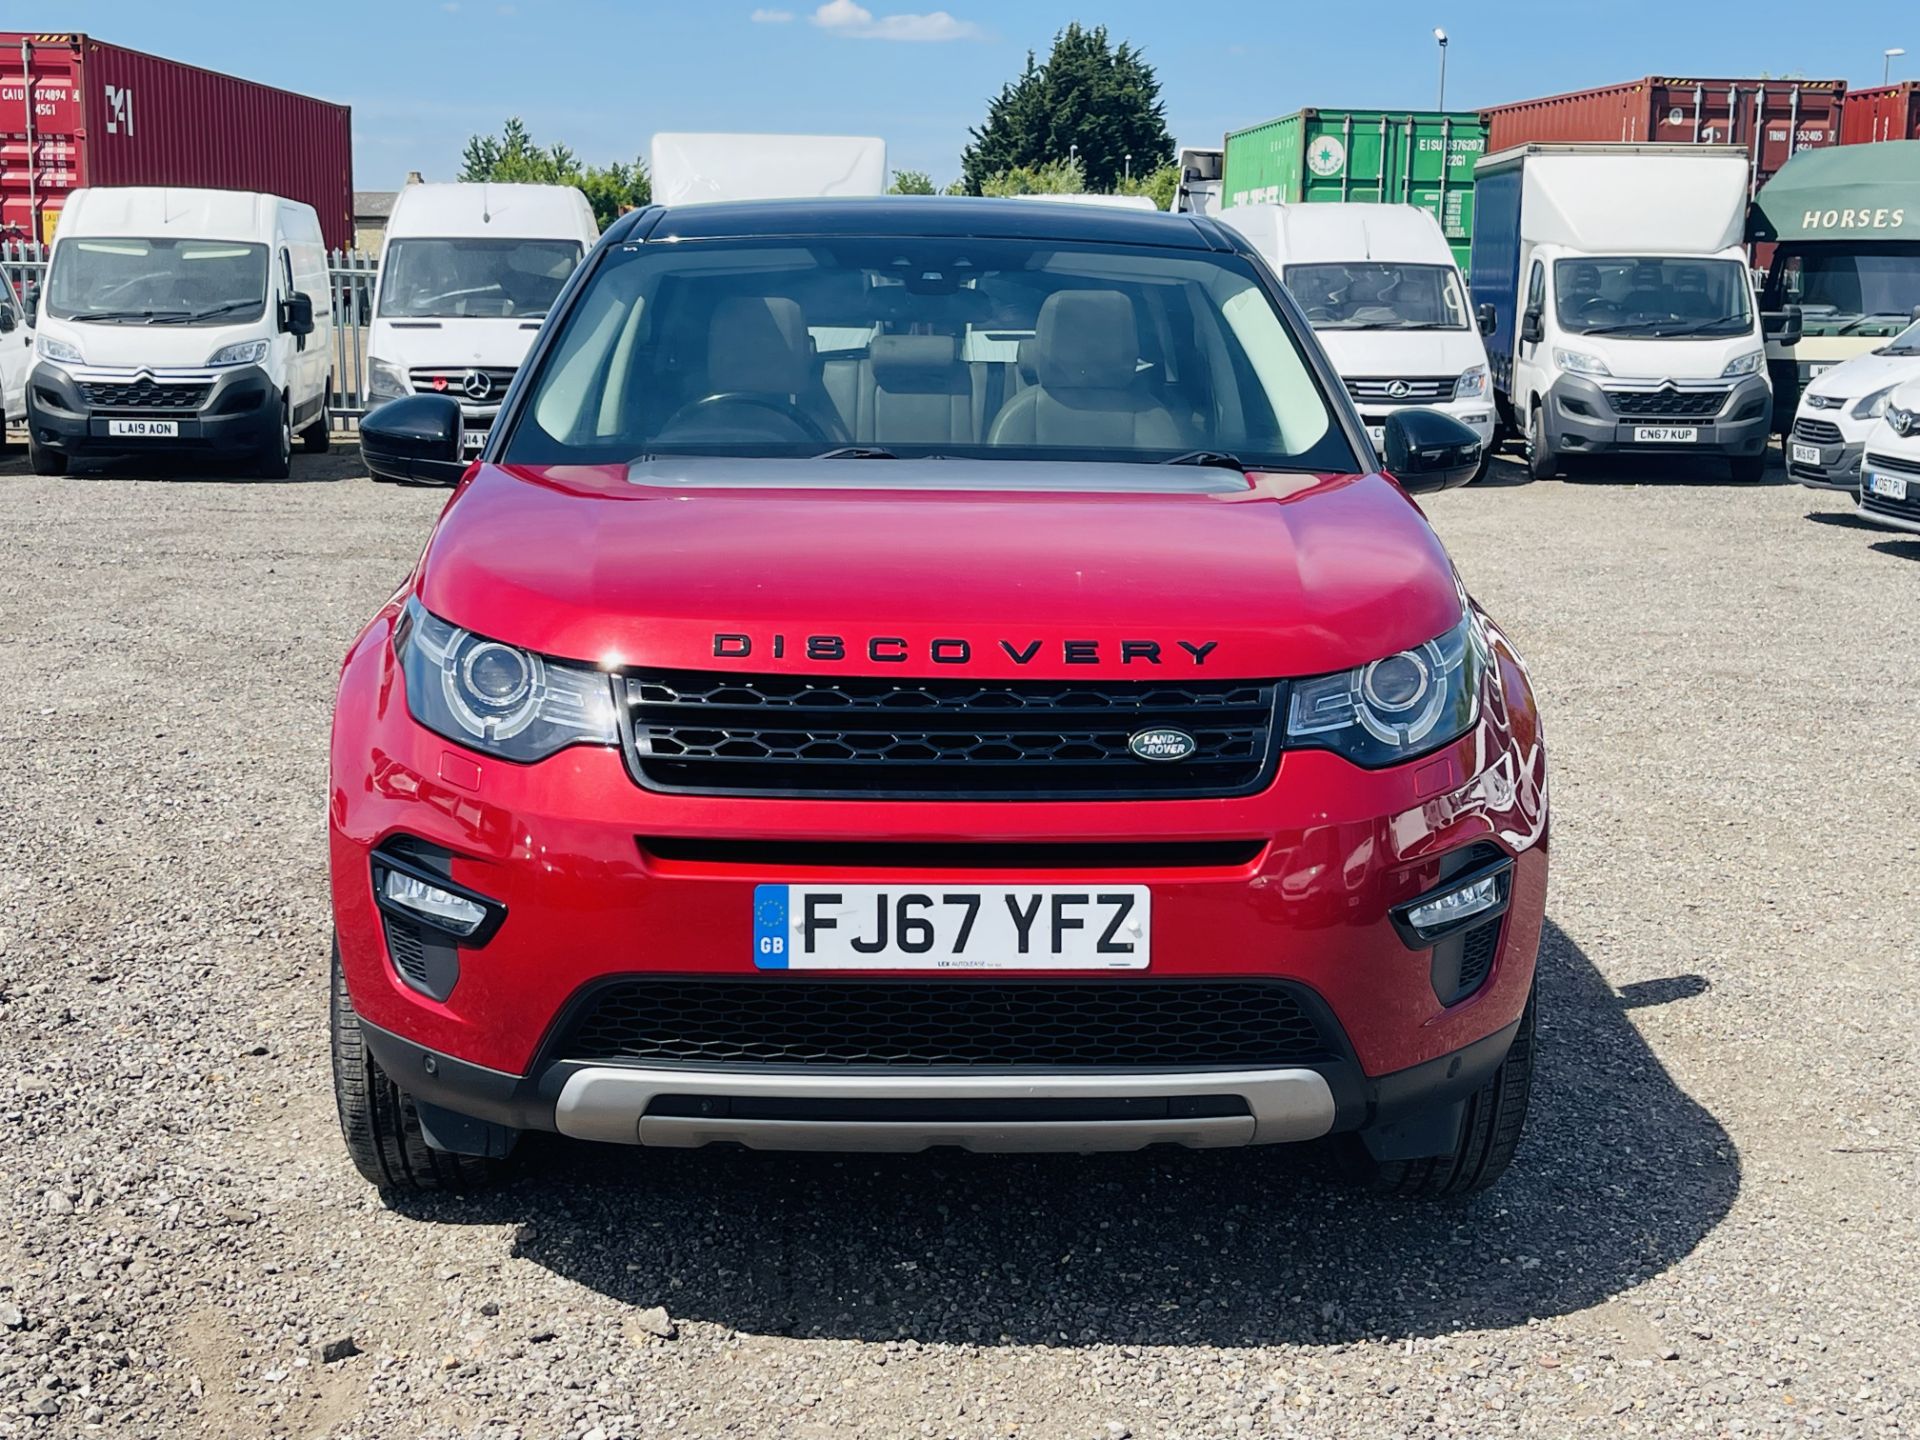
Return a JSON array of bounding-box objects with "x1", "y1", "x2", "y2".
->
[
  {"x1": 1786, "y1": 321, "x2": 1920, "y2": 491},
  {"x1": 1858, "y1": 375, "x2": 1920, "y2": 534}
]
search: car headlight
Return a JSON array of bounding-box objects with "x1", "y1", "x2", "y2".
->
[
  {"x1": 206, "y1": 338, "x2": 270, "y2": 367},
  {"x1": 36, "y1": 334, "x2": 83, "y2": 365},
  {"x1": 394, "y1": 597, "x2": 619, "y2": 762},
  {"x1": 1453, "y1": 365, "x2": 1489, "y2": 400},
  {"x1": 1854, "y1": 384, "x2": 1899, "y2": 421},
  {"x1": 1552, "y1": 347, "x2": 1610, "y2": 378},
  {"x1": 1888, "y1": 404, "x2": 1919, "y2": 438},
  {"x1": 1720, "y1": 350, "x2": 1764, "y2": 378},
  {"x1": 1286, "y1": 613, "x2": 1486, "y2": 767},
  {"x1": 368, "y1": 358, "x2": 410, "y2": 401}
]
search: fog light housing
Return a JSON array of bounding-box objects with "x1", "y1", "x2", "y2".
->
[
  {"x1": 1391, "y1": 853, "x2": 1514, "y2": 948},
  {"x1": 369, "y1": 848, "x2": 505, "y2": 946}
]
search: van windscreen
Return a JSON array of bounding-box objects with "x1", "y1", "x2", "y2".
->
[
  {"x1": 1284, "y1": 263, "x2": 1469, "y2": 331},
  {"x1": 46, "y1": 238, "x2": 269, "y2": 325},
  {"x1": 379, "y1": 238, "x2": 584, "y2": 319}
]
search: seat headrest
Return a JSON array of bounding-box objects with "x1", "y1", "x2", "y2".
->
[
  {"x1": 1016, "y1": 336, "x2": 1038, "y2": 384},
  {"x1": 1033, "y1": 290, "x2": 1139, "y2": 391},
  {"x1": 707, "y1": 296, "x2": 810, "y2": 395},
  {"x1": 870, "y1": 334, "x2": 959, "y2": 393}
]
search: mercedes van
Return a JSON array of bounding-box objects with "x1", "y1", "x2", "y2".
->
[
  {"x1": 1220, "y1": 203, "x2": 1495, "y2": 470},
  {"x1": 25, "y1": 187, "x2": 331, "y2": 477},
  {"x1": 364, "y1": 184, "x2": 598, "y2": 470}
]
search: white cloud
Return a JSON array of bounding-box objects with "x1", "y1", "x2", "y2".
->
[
  {"x1": 809, "y1": 0, "x2": 981, "y2": 41},
  {"x1": 750, "y1": 7, "x2": 795, "y2": 20}
]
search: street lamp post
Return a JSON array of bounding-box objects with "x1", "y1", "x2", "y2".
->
[
  {"x1": 1887, "y1": 48, "x2": 1907, "y2": 85},
  {"x1": 1434, "y1": 28, "x2": 1450, "y2": 110},
  {"x1": 1124, "y1": 153, "x2": 1132, "y2": 183}
]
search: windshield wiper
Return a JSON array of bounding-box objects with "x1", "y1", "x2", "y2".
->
[
  {"x1": 182, "y1": 300, "x2": 261, "y2": 323},
  {"x1": 813, "y1": 446, "x2": 899, "y2": 460},
  {"x1": 74, "y1": 309, "x2": 192, "y2": 324},
  {"x1": 1158, "y1": 450, "x2": 1247, "y2": 470},
  {"x1": 1838, "y1": 311, "x2": 1915, "y2": 336},
  {"x1": 1651, "y1": 313, "x2": 1752, "y2": 337}
]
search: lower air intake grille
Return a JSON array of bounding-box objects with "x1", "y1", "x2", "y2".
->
[
  {"x1": 559, "y1": 979, "x2": 1336, "y2": 1068},
  {"x1": 1453, "y1": 919, "x2": 1499, "y2": 999},
  {"x1": 622, "y1": 671, "x2": 1282, "y2": 800}
]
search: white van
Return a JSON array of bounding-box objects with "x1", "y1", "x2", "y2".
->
[
  {"x1": 649, "y1": 134, "x2": 887, "y2": 206},
  {"x1": 1220, "y1": 202, "x2": 1494, "y2": 463},
  {"x1": 26, "y1": 187, "x2": 331, "y2": 477},
  {"x1": 364, "y1": 184, "x2": 598, "y2": 457}
]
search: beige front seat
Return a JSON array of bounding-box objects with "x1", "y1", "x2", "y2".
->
[{"x1": 986, "y1": 290, "x2": 1185, "y2": 450}]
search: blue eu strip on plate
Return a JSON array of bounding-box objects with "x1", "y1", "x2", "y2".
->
[{"x1": 753, "y1": 884, "x2": 790, "y2": 969}]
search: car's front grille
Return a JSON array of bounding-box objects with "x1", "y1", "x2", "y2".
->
[
  {"x1": 622, "y1": 671, "x2": 1283, "y2": 800},
  {"x1": 407, "y1": 366, "x2": 516, "y2": 407},
  {"x1": 1604, "y1": 387, "x2": 1728, "y2": 418},
  {"x1": 1345, "y1": 376, "x2": 1455, "y2": 403},
  {"x1": 558, "y1": 979, "x2": 1337, "y2": 1069},
  {"x1": 1792, "y1": 417, "x2": 1845, "y2": 445},
  {"x1": 78, "y1": 379, "x2": 210, "y2": 412}
]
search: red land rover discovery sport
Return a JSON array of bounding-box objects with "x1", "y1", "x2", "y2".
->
[{"x1": 331, "y1": 197, "x2": 1548, "y2": 1198}]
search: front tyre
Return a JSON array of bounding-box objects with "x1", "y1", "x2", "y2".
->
[
  {"x1": 1526, "y1": 403, "x2": 1558, "y2": 481},
  {"x1": 28, "y1": 434, "x2": 67, "y2": 475},
  {"x1": 255, "y1": 399, "x2": 292, "y2": 479},
  {"x1": 1349, "y1": 983, "x2": 1536, "y2": 1198},
  {"x1": 1729, "y1": 452, "x2": 1767, "y2": 483},
  {"x1": 330, "y1": 941, "x2": 500, "y2": 1193}
]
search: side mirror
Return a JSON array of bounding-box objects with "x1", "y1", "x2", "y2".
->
[
  {"x1": 23, "y1": 280, "x2": 39, "y2": 321},
  {"x1": 0, "y1": 306, "x2": 14, "y2": 334},
  {"x1": 1766, "y1": 303, "x2": 1803, "y2": 346},
  {"x1": 1519, "y1": 308, "x2": 1544, "y2": 345},
  {"x1": 281, "y1": 290, "x2": 316, "y2": 337},
  {"x1": 1476, "y1": 302, "x2": 1497, "y2": 336},
  {"x1": 361, "y1": 395, "x2": 468, "y2": 486},
  {"x1": 1382, "y1": 407, "x2": 1482, "y2": 494},
  {"x1": 1910, "y1": 304, "x2": 1920, "y2": 324}
]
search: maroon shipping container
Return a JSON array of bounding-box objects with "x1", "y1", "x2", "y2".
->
[
  {"x1": 1480, "y1": 76, "x2": 1846, "y2": 192},
  {"x1": 0, "y1": 32, "x2": 352, "y2": 248},
  {"x1": 1842, "y1": 82, "x2": 1920, "y2": 144}
]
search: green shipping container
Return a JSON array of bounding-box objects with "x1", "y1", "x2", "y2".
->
[{"x1": 1221, "y1": 109, "x2": 1488, "y2": 269}]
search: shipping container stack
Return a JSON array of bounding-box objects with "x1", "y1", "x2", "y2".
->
[{"x1": 1841, "y1": 82, "x2": 1920, "y2": 144}]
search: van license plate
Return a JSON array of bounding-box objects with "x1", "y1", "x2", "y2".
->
[
  {"x1": 753, "y1": 884, "x2": 1150, "y2": 970},
  {"x1": 1868, "y1": 471, "x2": 1908, "y2": 501},
  {"x1": 1633, "y1": 426, "x2": 1698, "y2": 443},
  {"x1": 107, "y1": 419, "x2": 178, "y2": 438},
  {"x1": 1366, "y1": 425, "x2": 1385, "y2": 450},
  {"x1": 1790, "y1": 443, "x2": 1822, "y2": 465}
]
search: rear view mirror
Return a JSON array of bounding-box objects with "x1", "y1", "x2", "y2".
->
[
  {"x1": 1382, "y1": 407, "x2": 1482, "y2": 494},
  {"x1": 281, "y1": 291, "x2": 316, "y2": 337},
  {"x1": 1519, "y1": 309, "x2": 1544, "y2": 345},
  {"x1": 1475, "y1": 303, "x2": 1497, "y2": 336},
  {"x1": 361, "y1": 395, "x2": 468, "y2": 487}
]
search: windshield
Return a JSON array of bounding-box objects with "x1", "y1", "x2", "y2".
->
[
  {"x1": 378, "y1": 238, "x2": 584, "y2": 319},
  {"x1": 46, "y1": 237, "x2": 268, "y2": 325},
  {"x1": 1767, "y1": 243, "x2": 1920, "y2": 332},
  {"x1": 504, "y1": 235, "x2": 1355, "y2": 472},
  {"x1": 1284, "y1": 262, "x2": 1469, "y2": 330},
  {"x1": 1881, "y1": 319, "x2": 1920, "y2": 356},
  {"x1": 1553, "y1": 257, "x2": 1754, "y2": 337}
]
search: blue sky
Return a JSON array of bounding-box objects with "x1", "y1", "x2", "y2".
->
[{"x1": 40, "y1": 0, "x2": 1920, "y2": 187}]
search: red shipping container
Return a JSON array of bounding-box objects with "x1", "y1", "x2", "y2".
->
[
  {"x1": 1841, "y1": 82, "x2": 1920, "y2": 144},
  {"x1": 1480, "y1": 76, "x2": 1846, "y2": 192},
  {"x1": 0, "y1": 31, "x2": 352, "y2": 248}
]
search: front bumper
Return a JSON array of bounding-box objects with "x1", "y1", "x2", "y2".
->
[
  {"x1": 1545, "y1": 373, "x2": 1772, "y2": 458},
  {"x1": 27, "y1": 362, "x2": 279, "y2": 458},
  {"x1": 1785, "y1": 427, "x2": 1864, "y2": 491},
  {"x1": 1858, "y1": 456, "x2": 1920, "y2": 535},
  {"x1": 330, "y1": 607, "x2": 1549, "y2": 1153},
  {"x1": 1356, "y1": 397, "x2": 1496, "y2": 450}
]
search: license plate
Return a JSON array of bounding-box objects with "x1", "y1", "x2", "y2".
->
[
  {"x1": 1791, "y1": 443, "x2": 1822, "y2": 465},
  {"x1": 1633, "y1": 426, "x2": 1698, "y2": 443},
  {"x1": 1810, "y1": 364, "x2": 1834, "y2": 377},
  {"x1": 1868, "y1": 471, "x2": 1908, "y2": 501},
  {"x1": 107, "y1": 419, "x2": 177, "y2": 437},
  {"x1": 753, "y1": 883, "x2": 1150, "y2": 970},
  {"x1": 461, "y1": 432, "x2": 486, "y2": 452},
  {"x1": 1366, "y1": 425, "x2": 1385, "y2": 450}
]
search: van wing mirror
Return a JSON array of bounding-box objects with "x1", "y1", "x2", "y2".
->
[
  {"x1": 1475, "y1": 302, "x2": 1497, "y2": 337},
  {"x1": 1519, "y1": 309, "x2": 1544, "y2": 345},
  {"x1": 361, "y1": 395, "x2": 469, "y2": 487},
  {"x1": 1765, "y1": 303, "x2": 1803, "y2": 346},
  {"x1": 22, "y1": 280, "x2": 39, "y2": 321},
  {"x1": 1382, "y1": 407, "x2": 1482, "y2": 495},
  {"x1": 281, "y1": 290, "x2": 316, "y2": 338},
  {"x1": 0, "y1": 305, "x2": 14, "y2": 335}
]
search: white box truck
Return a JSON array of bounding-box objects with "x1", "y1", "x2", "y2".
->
[
  {"x1": 1220, "y1": 202, "x2": 1495, "y2": 474},
  {"x1": 1469, "y1": 144, "x2": 1772, "y2": 481},
  {"x1": 364, "y1": 183, "x2": 599, "y2": 462},
  {"x1": 649, "y1": 134, "x2": 887, "y2": 206}
]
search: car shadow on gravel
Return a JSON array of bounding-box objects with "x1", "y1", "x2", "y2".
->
[
  {"x1": 384, "y1": 918, "x2": 1739, "y2": 1348},
  {"x1": 0, "y1": 445, "x2": 366, "y2": 484}
]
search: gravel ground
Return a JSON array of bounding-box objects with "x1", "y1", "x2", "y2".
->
[{"x1": 1, "y1": 443, "x2": 1917, "y2": 1439}]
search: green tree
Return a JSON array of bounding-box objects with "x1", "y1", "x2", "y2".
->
[
  {"x1": 978, "y1": 157, "x2": 1087, "y2": 197},
  {"x1": 1114, "y1": 161, "x2": 1180, "y2": 211},
  {"x1": 888, "y1": 169, "x2": 937, "y2": 195},
  {"x1": 960, "y1": 24, "x2": 1174, "y2": 194},
  {"x1": 458, "y1": 118, "x2": 650, "y2": 229}
]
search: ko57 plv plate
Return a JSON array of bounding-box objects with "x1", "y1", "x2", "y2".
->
[{"x1": 753, "y1": 884, "x2": 1149, "y2": 970}]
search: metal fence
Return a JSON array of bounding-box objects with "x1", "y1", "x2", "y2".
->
[{"x1": 2, "y1": 241, "x2": 382, "y2": 428}]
